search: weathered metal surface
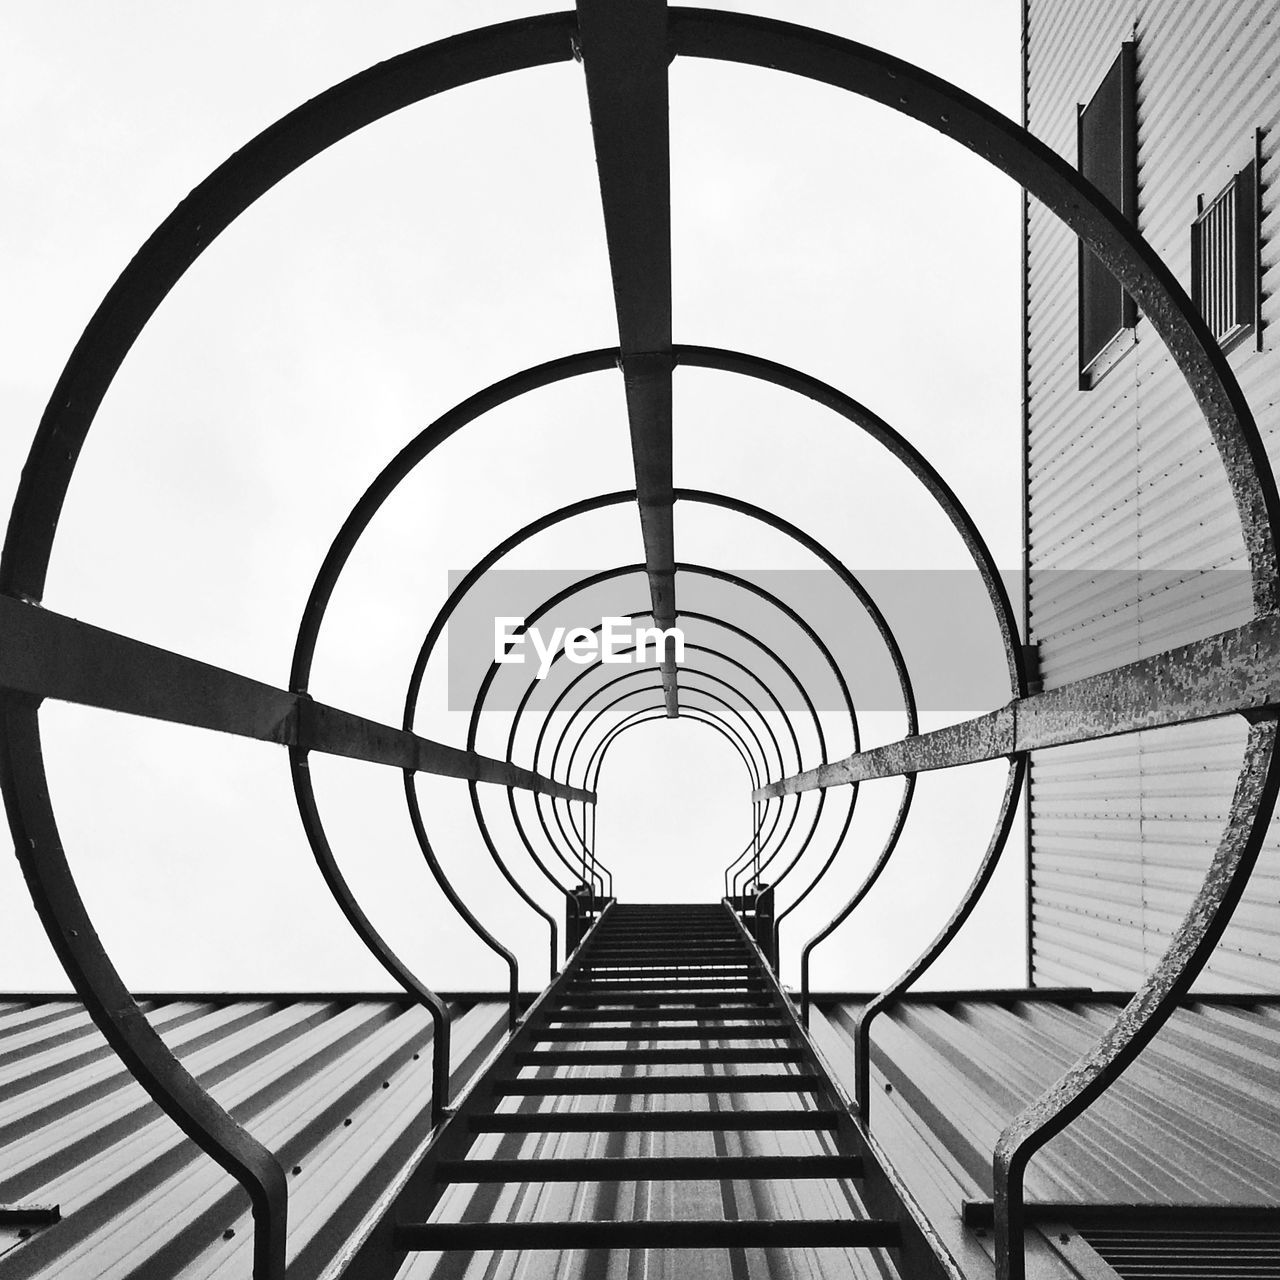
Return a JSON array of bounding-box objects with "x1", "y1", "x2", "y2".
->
[
  {"x1": 577, "y1": 0, "x2": 679, "y2": 716},
  {"x1": 760, "y1": 710, "x2": 1011, "y2": 799},
  {"x1": 759, "y1": 615, "x2": 1280, "y2": 800},
  {"x1": 854, "y1": 757, "x2": 1027, "y2": 1120},
  {"x1": 0, "y1": 995, "x2": 506, "y2": 1279},
  {"x1": 993, "y1": 717, "x2": 1280, "y2": 1280}
]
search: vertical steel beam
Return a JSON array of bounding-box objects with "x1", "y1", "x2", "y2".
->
[{"x1": 577, "y1": 0, "x2": 679, "y2": 715}]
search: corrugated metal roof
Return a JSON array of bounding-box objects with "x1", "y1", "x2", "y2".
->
[
  {"x1": 815, "y1": 997, "x2": 1280, "y2": 1209},
  {"x1": 0, "y1": 996, "x2": 507, "y2": 1279}
]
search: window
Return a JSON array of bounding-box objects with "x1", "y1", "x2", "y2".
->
[
  {"x1": 1077, "y1": 43, "x2": 1138, "y2": 388},
  {"x1": 1192, "y1": 150, "x2": 1260, "y2": 353}
]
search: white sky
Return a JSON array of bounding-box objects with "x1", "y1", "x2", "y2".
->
[{"x1": 1, "y1": 1, "x2": 1027, "y2": 995}]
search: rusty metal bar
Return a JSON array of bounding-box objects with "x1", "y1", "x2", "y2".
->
[
  {"x1": 577, "y1": 0, "x2": 679, "y2": 716},
  {"x1": 992, "y1": 718, "x2": 1280, "y2": 1280},
  {"x1": 757, "y1": 615, "x2": 1280, "y2": 800}
]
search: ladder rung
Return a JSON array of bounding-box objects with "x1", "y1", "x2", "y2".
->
[
  {"x1": 571, "y1": 987, "x2": 767, "y2": 998},
  {"x1": 582, "y1": 965, "x2": 754, "y2": 974},
  {"x1": 542, "y1": 1005, "x2": 780, "y2": 1022},
  {"x1": 532, "y1": 1025, "x2": 793, "y2": 1041},
  {"x1": 591, "y1": 935, "x2": 739, "y2": 943},
  {"x1": 395, "y1": 1218, "x2": 901, "y2": 1251},
  {"x1": 434, "y1": 1154, "x2": 864, "y2": 1183},
  {"x1": 563, "y1": 990, "x2": 768, "y2": 1004},
  {"x1": 470, "y1": 1108, "x2": 839, "y2": 1132},
  {"x1": 515, "y1": 1047, "x2": 806, "y2": 1065},
  {"x1": 492, "y1": 1072, "x2": 822, "y2": 1096}
]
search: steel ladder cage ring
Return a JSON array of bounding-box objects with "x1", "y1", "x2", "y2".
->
[
  {"x1": 490, "y1": 557, "x2": 859, "y2": 895},
  {"x1": 581, "y1": 701, "x2": 786, "y2": 892},
  {"x1": 583, "y1": 702, "x2": 786, "y2": 899},
  {"x1": 549, "y1": 666, "x2": 809, "y2": 873},
  {"x1": 402, "y1": 489, "x2": 865, "y2": 905},
  {"x1": 343, "y1": 355, "x2": 1021, "y2": 938},
  {"x1": 580, "y1": 704, "x2": 788, "y2": 888},
  {"x1": 536, "y1": 609, "x2": 827, "y2": 851},
  {"x1": 550, "y1": 646, "x2": 798, "y2": 805},
  {"x1": 543, "y1": 676, "x2": 779, "y2": 884},
  {"x1": 577, "y1": 695, "x2": 797, "y2": 876},
  {"x1": 540, "y1": 678, "x2": 790, "y2": 872},
  {"x1": 435, "y1": 511, "x2": 884, "y2": 914},
  {"x1": 546, "y1": 651, "x2": 801, "y2": 866}
]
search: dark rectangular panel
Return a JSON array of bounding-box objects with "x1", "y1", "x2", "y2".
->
[{"x1": 1077, "y1": 42, "x2": 1137, "y2": 381}]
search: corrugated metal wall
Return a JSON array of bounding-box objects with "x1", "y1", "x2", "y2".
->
[
  {"x1": 1025, "y1": 0, "x2": 1280, "y2": 990},
  {"x1": 0, "y1": 996, "x2": 506, "y2": 1280}
]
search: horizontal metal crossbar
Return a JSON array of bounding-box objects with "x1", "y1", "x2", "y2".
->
[
  {"x1": 515, "y1": 1047, "x2": 806, "y2": 1065},
  {"x1": 756, "y1": 615, "x2": 1280, "y2": 799},
  {"x1": 395, "y1": 1219, "x2": 900, "y2": 1250},
  {"x1": 530, "y1": 1025, "x2": 793, "y2": 1041},
  {"x1": 470, "y1": 1108, "x2": 839, "y2": 1132},
  {"x1": 542, "y1": 1005, "x2": 782, "y2": 1022},
  {"x1": 492, "y1": 1072, "x2": 819, "y2": 1096},
  {"x1": 0, "y1": 596, "x2": 592, "y2": 802},
  {"x1": 435, "y1": 1155, "x2": 864, "y2": 1183}
]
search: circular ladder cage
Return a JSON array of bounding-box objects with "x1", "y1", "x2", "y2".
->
[{"x1": 2, "y1": 8, "x2": 1278, "y2": 1280}]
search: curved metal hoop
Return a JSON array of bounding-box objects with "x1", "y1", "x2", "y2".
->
[
  {"x1": 853, "y1": 756, "x2": 1026, "y2": 1121},
  {"x1": 993, "y1": 721, "x2": 1280, "y2": 1280}
]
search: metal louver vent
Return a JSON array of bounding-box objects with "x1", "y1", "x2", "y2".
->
[
  {"x1": 1083, "y1": 1224, "x2": 1280, "y2": 1278},
  {"x1": 1192, "y1": 158, "x2": 1258, "y2": 351}
]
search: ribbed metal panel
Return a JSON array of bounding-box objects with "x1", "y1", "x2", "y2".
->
[
  {"x1": 1083, "y1": 1223, "x2": 1280, "y2": 1278},
  {"x1": 816, "y1": 997, "x2": 1280, "y2": 1208},
  {"x1": 1026, "y1": 0, "x2": 1280, "y2": 990},
  {"x1": 0, "y1": 996, "x2": 506, "y2": 1279}
]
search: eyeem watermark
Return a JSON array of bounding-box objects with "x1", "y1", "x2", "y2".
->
[{"x1": 495, "y1": 616, "x2": 685, "y2": 680}]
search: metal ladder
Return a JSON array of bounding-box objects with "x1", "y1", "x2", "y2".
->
[{"x1": 369, "y1": 901, "x2": 948, "y2": 1276}]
